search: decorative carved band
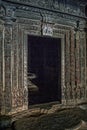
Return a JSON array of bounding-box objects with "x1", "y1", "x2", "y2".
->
[{"x1": 3, "y1": 0, "x2": 86, "y2": 18}]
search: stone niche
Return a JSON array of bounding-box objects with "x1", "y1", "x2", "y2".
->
[{"x1": 0, "y1": 0, "x2": 87, "y2": 115}]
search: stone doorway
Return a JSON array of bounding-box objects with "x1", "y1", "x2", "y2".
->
[{"x1": 28, "y1": 35, "x2": 61, "y2": 105}]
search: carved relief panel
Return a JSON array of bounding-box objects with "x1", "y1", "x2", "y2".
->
[
  {"x1": 4, "y1": 25, "x2": 12, "y2": 113},
  {"x1": 0, "y1": 0, "x2": 87, "y2": 115}
]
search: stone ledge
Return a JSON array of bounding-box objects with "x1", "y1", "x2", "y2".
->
[
  {"x1": 8, "y1": 105, "x2": 28, "y2": 115},
  {"x1": 65, "y1": 121, "x2": 87, "y2": 130}
]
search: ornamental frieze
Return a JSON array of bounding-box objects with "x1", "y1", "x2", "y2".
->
[
  {"x1": 1, "y1": 0, "x2": 86, "y2": 26},
  {"x1": 15, "y1": 6, "x2": 85, "y2": 25},
  {"x1": 2, "y1": 0, "x2": 86, "y2": 18}
]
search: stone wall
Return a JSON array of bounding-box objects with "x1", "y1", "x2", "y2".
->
[{"x1": 0, "y1": 0, "x2": 87, "y2": 115}]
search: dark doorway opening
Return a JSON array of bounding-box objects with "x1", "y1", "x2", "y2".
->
[{"x1": 28, "y1": 35, "x2": 61, "y2": 105}]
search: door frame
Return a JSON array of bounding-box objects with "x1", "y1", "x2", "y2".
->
[{"x1": 23, "y1": 33, "x2": 65, "y2": 105}]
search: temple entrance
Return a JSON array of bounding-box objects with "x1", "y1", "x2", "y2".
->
[{"x1": 28, "y1": 35, "x2": 61, "y2": 105}]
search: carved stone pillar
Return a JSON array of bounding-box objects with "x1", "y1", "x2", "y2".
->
[
  {"x1": 0, "y1": 5, "x2": 16, "y2": 114},
  {"x1": 12, "y1": 24, "x2": 19, "y2": 108},
  {"x1": 12, "y1": 25, "x2": 24, "y2": 109},
  {"x1": 75, "y1": 31, "x2": 80, "y2": 99},
  {"x1": 61, "y1": 36, "x2": 65, "y2": 104},
  {"x1": 12, "y1": 24, "x2": 28, "y2": 111},
  {"x1": 70, "y1": 29, "x2": 75, "y2": 101},
  {"x1": 18, "y1": 28, "x2": 24, "y2": 107},
  {"x1": 65, "y1": 31, "x2": 71, "y2": 100},
  {"x1": 4, "y1": 21, "x2": 13, "y2": 113},
  {"x1": 23, "y1": 33, "x2": 28, "y2": 108},
  {"x1": 80, "y1": 31, "x2": 86, "y2": 99},
  {"x1": 0, "y1": 24, "x2": 4, "y2": 114},
  {"x1": 76, "y1": 31, "x2": 80, "y2": 84}
]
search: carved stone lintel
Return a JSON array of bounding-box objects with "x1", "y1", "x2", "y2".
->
[{"x1": 3, "y1": 0, "x2": 86, "y2": 17}]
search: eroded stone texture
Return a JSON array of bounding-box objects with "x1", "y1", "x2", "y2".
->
[
  {"x1": 12, "y1": 24, "x2": 19, "y2": 108},
  {"x1": 4, "y1": 24, "x2": 12, "y2": 113},
  {"x1": 0, "y1": 0, "x2": 87, "y2": 115},
  {"x1": 70, "y1": 29, "x2": 75, "y2": 100},
  {"x1": 0, "y1": 25, "x2": 3, "y2": 114},
  {"x1": 65, "y1": 31, "x2": 71, "y2": 100}
]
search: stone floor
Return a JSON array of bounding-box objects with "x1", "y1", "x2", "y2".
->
[
  {"x1": 65, "y1": 121, "x2": 87, "y2": 130},
  {"x1": 4, "y1": 104, "x2": 87, "y2": 130},
  {"x1": 78, "y1": 121, "x2": 87, "y2": 130},
  {"x1": 78, "y1": 105, "x2": 87, "y2": 130},
  {"x1": 71, "y1": 105, "x2": 87, "y2": 130}
]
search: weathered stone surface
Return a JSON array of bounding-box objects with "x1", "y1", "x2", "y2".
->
[
  {"x1": 3, "y1": 0, "x2": 87, "y2": 17},
  {"x1": 0, "y1": 0, "x2": 87, "y2": 115}
]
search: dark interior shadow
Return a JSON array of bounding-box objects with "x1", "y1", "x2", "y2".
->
[{"x1": 28, "y1": 35, "x2": 61, "y2": 106}]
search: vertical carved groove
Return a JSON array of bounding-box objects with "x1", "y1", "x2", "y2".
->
[
  {"x1": 83, "y1": 33, "x2": 86, "y2": 97},
  {"x1": 65, "y1": 31, "x2": 71, "y2": 100},
  {"x1": 80, "y1": 32, "x2": 86, "y2": 99},
  {"x1": 12, "y1": 24, "x2": 19, "y2": 108},
  {"x1": 0, "y1": 25, "x2": 4, "y2": 114},
  {"x1": 70, "y1": 29, "x2": 75, "y2": 100},
  {"x1": 70, "y1": 30, "x2": 75, "y2": 85},
  {"x1": 85, "y1": 33, "x2": 87, "y2": 98},
  {"x1": 23, "y1": 33, "x2": 28, "y2": 108},
  {"x1": 76, "y1": 31, "x2": 80, "y2": 84},
  {"x1": 18, "y1": 27, "x2": 24, "y2": 107},
  {"x1": 75, "y1": 31, "x2": 80, "y2": 99},
  {"x1": 4, "y1": 25, "x2": 12, "y2": 112},
  {"x1": 65, "y1": 31, "x2": 70, "y2": 84},
  {"x1": 61, "y1": 37, "x2": 65, "y2": 103}
]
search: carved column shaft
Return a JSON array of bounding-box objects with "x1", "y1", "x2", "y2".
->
[
  {"x1": 76, "y1": 31, "x2": 80, "y2": 85},
  {"x1": 12, "y1": 24, "x2": 26, "y2": 109},
  {"x1": 18, "y1": 27, "x2": 24, "y2": 107},
  {"x1": 12, "y1": 24, "x2": 19, "y2": 108},
  {"x1": 12, "y1": 24, "x2": 28, "y2": 110},
  {"x1": 80, "y1": 32, "x2": 86, "y2": 99},
  {"x1": 23, "y1": 33, "x2": 28, "y2": 108},
  {"x1": 70, "y1": 30, "x2": 75, "y2": 100},
  {"x1": 0, "y1": 25, "x2": 4, "y2": 114},
  {"x1": 75, "y1": 31, "x2": 80, "y2": 99},
  {"x1": 61, "y1": 36, "x2": 65, "y2": 103},
  {"x1": 65, "y1": 31, "x2": 70, "y2": 84},
  {"x1": 86, "y1": 31, "x2": 87, "y2": 98},
  {"x1": 82, "y1": 35, "x2": 86, "y2": 98},
  {"x1": 65, "y1": 31, "x2": 71, "y2": 99},
  {"x1": 4, "y1": 23, "x2": 12, "y2": 113},
  {"x1": 70, "y1": 30, "x2": 75, "y2": 85}
]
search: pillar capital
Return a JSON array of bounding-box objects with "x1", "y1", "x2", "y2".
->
[{"x1": 0, "y1": 4, "x2": 16, "y2": 25}]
